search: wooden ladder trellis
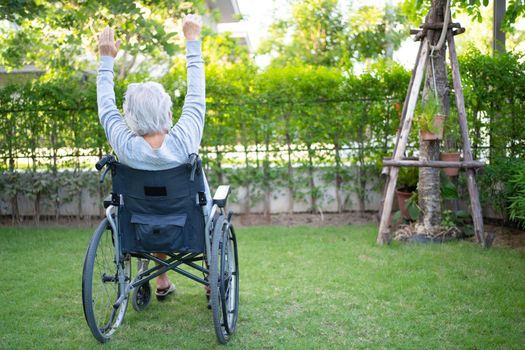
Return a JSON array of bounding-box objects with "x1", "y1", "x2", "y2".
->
[{"x1": 376, "y1": 22, "x2": 490, "y2": 248}]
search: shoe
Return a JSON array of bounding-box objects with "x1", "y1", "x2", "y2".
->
[{"x1": 155, "y1": 283, "x2": 176, "y2": 301}]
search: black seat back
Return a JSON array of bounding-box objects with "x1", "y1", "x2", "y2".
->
[{"x1": 111, "y1": 161, "x2": 206, "y2": 254}]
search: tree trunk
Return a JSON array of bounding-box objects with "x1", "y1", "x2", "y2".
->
[
  {"x1": 417, "y1": 0, "x2": 449, "y2": 234},
  {"x1": 334, "y1": 141, "x2": 343, "y2": 213},
  {"x1": 307, "y1": 143, "x2": 316, "y2": 213},
  {"x1": 119, "y1": 51, "x2": 128, "y2": 79},
  {"x1": 254, "y1": 130, "x2": 260, "y2": 168},
  {"x1": 55, "y1": 187, "x2": 60, "y2": 222},
  {"x1": 240, "y1": 120, "x2": 251, "y2": 216},
  {"x1": 8, "y1": 149, "x2": 14, "y2": 171},
  {"x1": 263, "y1": 131, "x2": 271, "y2": 221},
  {"x1": 243, "y1": 145, "x2": 251, "y2": 215},
  {"x1": 285, "y1": 115, "x2": 294, "y2": 214},
  {"x1": 472, "y1": 104, "x2": 480, "y2": 159},
  {"x1": 215, "y1": 145, "x2": 224, "y2": 185},
  {"x1": 119, "y1": 34, "x2": 137, "y2": 79},
  {"x1": 8, "y1": 114, "x2": 14, "y2": 172},
  {"x1": 382, "y1": 103, "x2": 391, "y2": 154},
  {"x1": 52, "y1": 128, "x2": 58, "y2": 173},
  {"x1": 510, "y1": 96, "x2": 516, "y2": 157},
  {"x1": 118, "y1": 49, "x2": 137, "y2": 80},
  {"x1": 34, "y1": 192, "x2": 40, "y2": 225},
  {"x1": 356, "y1": 111, "x2": 367, "y2": 215},
  {"x1": 11, "y1": 194, "x2": 19, "y2": 225},
  {"x1": 98, "y1": 147, "x2": 104, "y2": 219},
  {"x1": 384, "y1": 0, "x2": 395, "y2": 58},
  {"x1": 78, "y1": 189, "x2": 83, "y2": 222}
]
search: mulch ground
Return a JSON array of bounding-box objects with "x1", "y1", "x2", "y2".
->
[
  {"x1": 485, "y1": 223, "x2": 525, "y2": 250},
  {"x1": 2, "y1": 213, "x2": 524, "y2": 249},
  {"x1": 233, "y1": 212, "x2": 377, "y2": 227}
]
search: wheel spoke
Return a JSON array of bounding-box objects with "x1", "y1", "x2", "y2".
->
[{"x1": 83, "y1": 219, "x2": 130, "y2": 342}]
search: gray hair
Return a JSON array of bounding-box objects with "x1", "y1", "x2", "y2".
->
[{"x1": 123, "y1": 82, "x2": 173, "y2": 135}]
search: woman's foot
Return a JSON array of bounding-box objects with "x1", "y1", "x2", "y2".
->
[
  {"x1": 156, "y1": 273, "x2": 175, "y2": 301},
  {"x1": 156, "y1": 283, "x2": 176, "y2": 301}
]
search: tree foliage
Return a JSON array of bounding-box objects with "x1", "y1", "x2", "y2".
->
[
  {"x1": 460, "y1": 49, "x2": 525, "y2": 223},
  {"x1": 259, "y1": 0, "x2": 409, "y2": 68},
  {"x1": 0, "y1": 0, "x2": 206, "y2": 75},
  {"x1": 401, "y1": 0, "x2": 525, "y2": 30}
]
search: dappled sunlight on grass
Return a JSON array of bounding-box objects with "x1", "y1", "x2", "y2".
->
[{"x1": 0, "y1": 225, "x2": 524, "y2": 349}]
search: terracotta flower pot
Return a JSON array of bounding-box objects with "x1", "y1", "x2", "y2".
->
[
  {"x1": 440, "y1": 152, "x2": 461, "y2": 177},
  {"x1": 396, "y1": 189, "x2": 413, "y2": 220},
  {"x1": 420, "y1": 114, "x2": 446, "y2": 141}
]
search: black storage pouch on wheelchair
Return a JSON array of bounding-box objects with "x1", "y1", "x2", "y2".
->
[
  {"x1": 130, "y1": 213, "x2": 187, "y2": 252},
  {"x1": 112, "y1": 162, "x2": 206, "y2": 254}
]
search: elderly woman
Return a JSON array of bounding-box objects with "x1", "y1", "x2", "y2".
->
[{"x1": 97, "y1": 14, "x2": 208, "y2": 300}]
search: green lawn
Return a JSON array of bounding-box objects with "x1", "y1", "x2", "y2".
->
[{"x1": 0, "y1": 224, "x2": 524, "y2": 349}]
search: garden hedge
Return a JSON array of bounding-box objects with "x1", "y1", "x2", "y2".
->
[{"x1": 0, "y1": 50, "x2": 524, "y2": 223}]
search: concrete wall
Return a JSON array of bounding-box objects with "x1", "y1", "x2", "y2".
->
[
  {"x1": 0, "y1": 170, "x2": 384, "y2": 217},
  {"x1": 0, "y1": 169, "x2": 504, "y2": 221}
]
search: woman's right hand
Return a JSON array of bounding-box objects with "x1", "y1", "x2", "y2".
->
[{"x1": 182, "y1": 14, "x2": 202, "y2": 41}]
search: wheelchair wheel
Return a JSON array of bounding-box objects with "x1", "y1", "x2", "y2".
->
[
  {"x1": 82, "y1": 218, "x2": 130, "y2": 343},
  {"x1": 210, "y1": 215, "x2": 239, "y2": 344},
  {"x1": 131, "y1": 281, "x2": 151, "y2": 312}
]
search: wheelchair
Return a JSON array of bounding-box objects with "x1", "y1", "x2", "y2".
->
[{"x1": 81, "y1": 154, "x2": 239, "y2": 344}]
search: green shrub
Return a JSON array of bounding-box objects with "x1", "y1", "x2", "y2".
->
[
  {"x1": 478, "y1": 158, "x2": 525, "y2": 220},
  {"x1": 508, "y1": 166, "x2": 525, "y2": 228}
]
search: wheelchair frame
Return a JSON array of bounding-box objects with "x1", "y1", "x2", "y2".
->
[{"x1": 82, "y1": 155, "x2": 239, "y2": 345}]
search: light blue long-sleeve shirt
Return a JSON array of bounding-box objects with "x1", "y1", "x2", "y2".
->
[{"x1": 97, "y1": 40, "x2": 211, "y2": 207}]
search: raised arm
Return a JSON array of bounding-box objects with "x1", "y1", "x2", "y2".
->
[
  {"x1": 96, "y1": 26, "x2": 133, "y2": 157},
  {"x1": 170, "y1": 14, "x2": 206, "y2": 154}
]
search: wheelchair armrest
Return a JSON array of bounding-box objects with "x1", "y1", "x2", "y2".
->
[{"x1": 213, "y1": 185, "x2": 230, "y2": 208}]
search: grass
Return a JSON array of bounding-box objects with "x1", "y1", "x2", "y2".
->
[{"x1": 0, "y1": 224, "x2": 524, "y2": 349}]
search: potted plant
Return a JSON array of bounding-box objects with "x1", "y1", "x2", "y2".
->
[
  {"x1": 396, "y1": 167, "x2": 418, "y2": 220},
  {"x1": 416, "y1": 93, "x2": 445, "y2": 141},
  {"x1": 440, "y1": 108, "x2": 461, "y2": 177}
]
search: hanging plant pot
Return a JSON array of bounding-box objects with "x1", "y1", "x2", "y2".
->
[
  {"x1": 440, "y1": 152, "x2": 461, "y2": 177},
  {"x1": 396, "y1": 188, "x2": 414, "y2": 220},
  {"x1": 420, "y1": 114, "x2": 446, "y2": 141}
]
